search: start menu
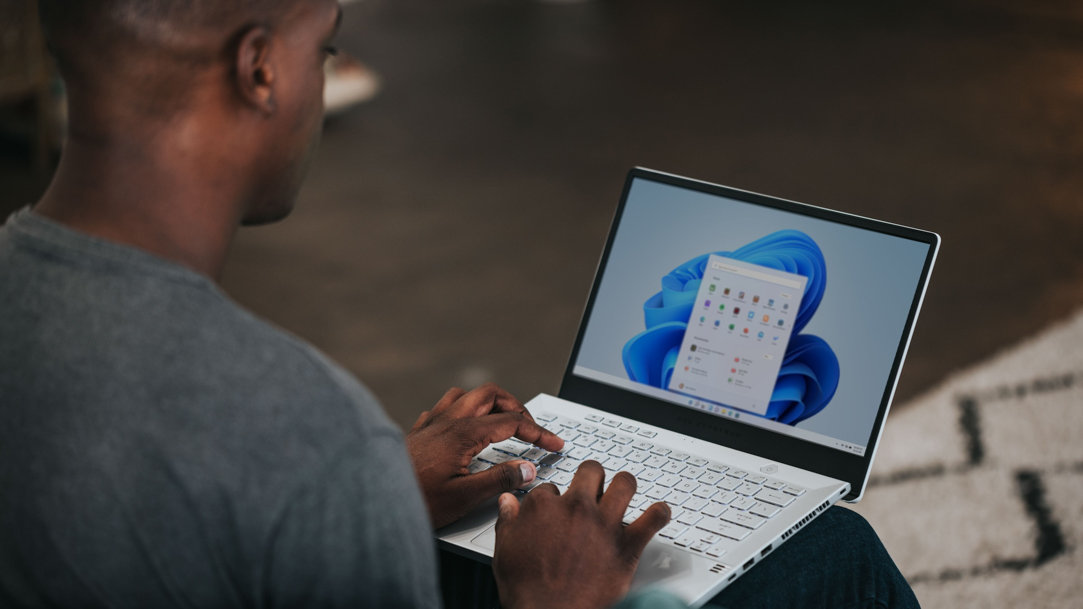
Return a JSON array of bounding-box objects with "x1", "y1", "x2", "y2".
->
[{"x1": 668, "y1": 255, "x2": 807, "y2": 416}]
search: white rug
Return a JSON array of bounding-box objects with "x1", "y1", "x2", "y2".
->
[{"x1": 848, "y1": 310, "x2": 1083, "y2": 608}]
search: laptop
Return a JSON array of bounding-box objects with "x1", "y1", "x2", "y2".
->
[{"x1": 437, "y1": 167, "x2": 940, "y2": 606}]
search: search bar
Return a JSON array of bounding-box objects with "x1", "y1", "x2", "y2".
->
[{"x1": 711, "y1": 260, "x2": 804, "y2": 289}]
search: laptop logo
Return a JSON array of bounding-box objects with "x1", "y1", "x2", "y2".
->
[
  {"x1": 760, "y1": 463, "x2": 778, "y2": 474},
  {"x1": 652, "y1": 552, "x2": 674, "y2": 571}
]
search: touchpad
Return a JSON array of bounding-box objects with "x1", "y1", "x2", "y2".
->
[
  {"x1": 470, "y1": 524, "x2": 497, "y2": 552},
  {"x1": 632, "y1": 542, "x2": 694, "y2": 588}
]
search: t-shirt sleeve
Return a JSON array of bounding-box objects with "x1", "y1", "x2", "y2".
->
[{"x1": 261, "y1": 430, "x2": 441, "y2": 609}]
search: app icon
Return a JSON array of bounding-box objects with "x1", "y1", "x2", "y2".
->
[
  {"x1": 704, "y1": 299, "x2": 711, "y2": 308},
  {"x1": 700, "y1": 316, "x2": 706, "y2": 323},
  {"x1": 783, "y1": 303, "x2": 789, "y2": 310},
  {"x1": 714, "y1": 320, "x2": 720, "y2": 327},
  {"x1": 763, "y1": 314, "x2": 770, "y2": 322},
  {"x1": 684, "y1": 366, "x2": 690, "y2": 371},
  {"x1": 690, "y1": 344, "x2": 698, "y2": 352},
  {"x1": 729, "y1": 323, "x2": 735, "y2": 330},
  {"x1": 733, "y1": 307, "x2": 741, "y2": 315},
  {"x1": 768, "y1": 298, "x2": 775, "y2": 307},
  {"x1": 719, "y1": 304, "x2": 725, "y2": 311},
  {"x1": 773, "y1": 336, "x2": 780, "y2": 341},
  {"x1": 709, "y1": 284, "x2": 716, "y2": 293},
  {"x1": 747, "y1": 311, "x2": 754, "y2": 320},
  {"x1": 731, "y1": 368, "x2": 736, "y2": 374},
  {"x1": 758, "y1": 331, "x2": 765, "y2": 338},
  {"x1": 777, "y1": 319, "x2": 785, "y2": 326},
  {"x1": 743, "y1": 327, "x2": 749, "y2": 334},
  {"x1": 734, "y1": 357, "x2": 740, "y2": 363},
  {"x1": 753, "y1": 295, "x2": 760, "y2": 304},
  {"x1": 738, "y1": 291, "x2": 745, "y2": 299},
  {"x1": 723, "y1": 288, "x2": 731, "y2": 296},
  {"x1": 728, "y1": 378, "x2": 733, "y2": 383}
]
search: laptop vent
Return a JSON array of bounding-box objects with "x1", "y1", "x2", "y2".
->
[
  {"x1": 709, "y1": 563, "x2": 728, "y2": 574},
  {"x1": 779, "y1": 501, "x2": 833, "y2": 542}
]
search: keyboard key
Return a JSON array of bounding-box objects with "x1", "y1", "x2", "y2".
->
[
  {"x1": 687, "y1": 457, "x2": 709, "y2": 468},
  {"x1": 692, "y1": 486, "x2": 718, "y2": 500},
  {"x1": 729, "y1": 497, "x2": 757, "y2": 511},
  {"x1": 566, "y1": 446, "x2": 591, "y2": 461},
  {"x1": 676, "y1": 512, "x2": 702, "y2": 527},
  {"x1": 706, "y1": 462, "x2": 729, "y2": 474},
  {"x1": 764, "y1": 479, "x2": 786, "y2": 490},
  {"x1": 745, "y1": 474, "x2": 768, "y2": 485},
  {"x1": 701, "y1": 502, "x2": 726, "y2": 518},
  {"x1": 659, "y1": 523, "x2": 688, "y2": 539},
  {"x1": 726, "y1": 469, "x2": 748, "y2": 480},
  {"x1": 551, "y1": 471, "x2": 574, "y2": 486},
  {"x1": 625, "y1": 464, "x2": 646, "y2": 477},
  {"x1": 749, "y1": 502, "x2": 781, "y2": 519},
  {"x1": 603, "y1": 418, "x2": 622, "y2": 428},
  {"x1": 637, "y1": 430, "x2": 658, "y2": 438},
  {"x1": 637, "y1": 469, "x2": 663, "y2": 482},
  {"x1": 522, "y1": 447, "x2": 548, "y2": 461},
  {"x1": 665, "y1": 491, "x2": 691, "y2": 507},
  {"x1": 538, "y1": 453, "x2": 563, "y2": 468},
  {"x1": 572, "y1": 435, "x2": 596, "y2": 448},
  {"x1": 627, "y1": 450, "x2": 651, "y2": 463},
  {"x1": 537, "y1": 466, "x2": 558, "y2": 480},
  {"x1": 754, "y1": 489, "x2": 795, "y2": 507},
  {"x1": 579, "y1": 424, "x2": 598, "y2": 434},
  {"x1": 656, "y1": 474, "x2": 681, "y2": 488},
  {"x1": 699, "y1": 472, "x2": 726, "y2": 485},
  {"x1": 559, "y1": 431, "x2": 582, "y2": 443},
  {"x1": 592, "y1": 440, "x2": 616, "y2": 453},
  {"x1": 716, "y1": 477, "x2": 741, "y2": 491},
  {"x1": 670, "y1": 452, "x2": 691, "y2": 462},
  {"x1": 705, "y1": 545, "x2": 727, "y2": 558},
  {"x1": 681, "y1": 466, "x2": 706, "y2": 480},
  {"x1": 645, "y1": 486, "x2": 671, "y2": 501},
  {"x1": 644, "y1": 455, "x2": 669, "y2": 469},
  {"x1": 696, "y1": 518, "x2": 750, "y2": 541},
  {"x1": 612, "y1": 434, "x2": 634, "y2": 446},
  {"x1": 585, "y1": 413, "x2": 604, "y2": 423},
  {"x1": 595, "y1": 430, "x2": 616, "y2": 440},
  {"x1": 735, "y1": 482, "x2": 761, "y2": 496},
  {"x1": 478, "y1": 448, "x2": 515, "y2": 464},
  {"x1": 604, "y1": 458, "x2": 629, "y2": 472},
  {"x1": 620, "y1": 423, "x2": 640, "y2": 433},
  {"x1": 674, "y1": 535, "x2": 697, "y2": 547},
  {"x1": 683, "y1": 497, "x2": 709, "y2": 512},
  {"x1": 536, "y1": 412, "x2": 557, "y2": 422},
  {"x1": 675, "y1": 479, "x2": 700, "y2": 494},
  {"x1": 468, "y1": 461, "x2": 491, "y2": 474},
  {"x1": 609, "y1": 445, "x2": 633, "y2": 458},
  {"x1": 720, "y1": 509, "x2": 766, "y2": 530},
  {"x1": 556, "y1": 459, "x2": 579, "y2": 473},
  {"x1": 650, "y1": 447, "x2": 672, "y2": 457},
  {"x1": 690, "y1": 540, "x2": 710, "y2": 553},
  {"x1": 661, "y1": 461, "x2": 687, "y2": 475},
  {"x1": 632, "y1": 440, "x2": 654, "y2": 452},
  {"x1": 783, "y1": 485, "x2": 807, "y2": 497}
]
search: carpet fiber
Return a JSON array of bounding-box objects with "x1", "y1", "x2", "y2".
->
[{"x1": 848, "y1": 310, "x2": 1083, "y2": 608}]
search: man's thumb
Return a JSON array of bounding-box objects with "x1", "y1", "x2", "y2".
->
[{"x1": 472, "y1": 460, "x2": 536, "y2": 496}]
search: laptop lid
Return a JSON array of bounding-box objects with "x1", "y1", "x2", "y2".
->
[{"x1": 558, "y1": 168, "x2": 939, "y2": 501}]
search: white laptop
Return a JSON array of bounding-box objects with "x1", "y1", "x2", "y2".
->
[{"x1": 438, "y1": 167, "x2": 940, "y2": 606}]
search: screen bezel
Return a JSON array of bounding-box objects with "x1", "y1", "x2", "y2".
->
[{"x1": 557, "y1": 167, "x2": 940, "y2": 501}]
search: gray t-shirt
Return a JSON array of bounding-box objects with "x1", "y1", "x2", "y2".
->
[{"x1": 0, "y1": 208, "x2": 440, "y2": 608}]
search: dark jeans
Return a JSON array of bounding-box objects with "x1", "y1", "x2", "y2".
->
[{"x1": 439, "y1": 507, "x2": 920, "y2": 609}]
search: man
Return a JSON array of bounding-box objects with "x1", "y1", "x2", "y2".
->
[{"x1": 0, "y1": 1, "x2": 918, "y2": 608}]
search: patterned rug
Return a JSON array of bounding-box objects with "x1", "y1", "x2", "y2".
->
[{"x1": 848, "y1": 309, "x2": 1083, "y2": 608}]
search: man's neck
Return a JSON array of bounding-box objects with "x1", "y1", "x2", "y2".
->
[{"x1": 35, "y1": 129, "x2": 246, "y2": 281}]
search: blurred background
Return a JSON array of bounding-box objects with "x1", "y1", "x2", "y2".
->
[
  {"x1": 3, "y1": 0, "x2": 1082, "y2": 605},
  {"x1": 3, "y1": 0, "x2": 1081, "y2": 430},
  {"x1": 0, "y1": 0, "x2": 1080, "y2": 423}
]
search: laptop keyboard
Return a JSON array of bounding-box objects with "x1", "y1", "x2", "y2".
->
[{"x1": 469, "y1": 411, "x2": 807, "y2": 559}]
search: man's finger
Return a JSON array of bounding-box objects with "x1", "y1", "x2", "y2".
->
[
  {"x1": 496, "y1": 492, "x2": 520, "y2": 525},
  {"x1": 469, "y1": 411, "x2": 564, "y2": 453},
  {"x1": 409, "y1": 410, "x2": 432, "y2": 432},
  {"x1": 622, "y1": 501, "x2": 671, "y2": 561},
  {"x1": 447, "y1": 383, "x2": 521, "y2": 419},
  {"x1": 598, "y1": 471, "x2": 637, "y2": 521},
  {"x1": 566, "y1": 460, "x2": 605, "y2": 500},
  {"x1": 431, "y1": 387, "x2": 467, "y2": 417},
  {"x1": 458, "y1": 460, "x2": 537, "y2": 503}
]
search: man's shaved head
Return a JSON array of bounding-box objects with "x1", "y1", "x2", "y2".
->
[{"x1": 38, "y1": 0, "x2": 298, "y2": 119}]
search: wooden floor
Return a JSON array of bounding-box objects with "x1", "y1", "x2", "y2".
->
[{"x1": 3, "y1": 0, "x2": 1082, "y2": 430}]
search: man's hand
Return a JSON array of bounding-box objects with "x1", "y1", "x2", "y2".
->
[
  {"x1": 492, "y1": 461, "x2": 671, "y2": 609},
  {"x1": 405, "y1": 383, "x2": 564, "y2": 529}
]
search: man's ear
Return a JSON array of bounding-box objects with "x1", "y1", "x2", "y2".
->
[{"x1": 234, "y1": 25, "x2": 275, "y2": 115}]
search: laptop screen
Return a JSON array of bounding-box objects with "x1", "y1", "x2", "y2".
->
[{"x1": 564, "y1": 170, "x2": 937, "y2": 465}]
